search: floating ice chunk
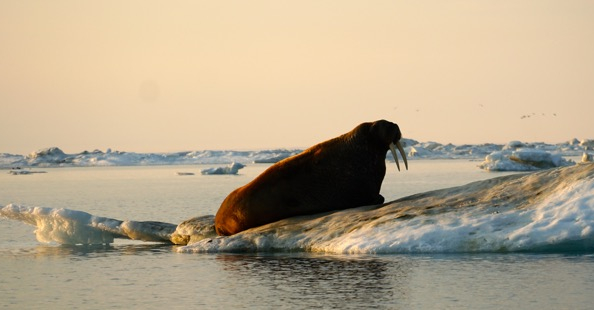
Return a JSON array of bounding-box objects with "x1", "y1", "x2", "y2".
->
[
  {"x1": 201, "y1": 162, "x2": 245, "y2": 175},
  {"x1": 510, "y1": 149, "x2": 569, "y2": 168},
  {"x1": 0, "y1": 204, "x2": 176, "y2": 245},
  {"x1": 479, "y1": 149, "x2": 575, "y2": 171},
  {"x1": 8, "y1": 170, "x2": 47, "y2": 175},
  {"x1": 0, "y1": 205, "x2": 119, "y2": 244}
]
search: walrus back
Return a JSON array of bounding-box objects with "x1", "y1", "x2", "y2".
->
[
  {"x1": 214, "y1": 120, "x2": 399, "y2": 236},
  {"x1": 215, "y1": 140, "x2": 385, "y2": 235},
  {"x1": 215, "y1": 149, "x2": 321, "y2": 235}
]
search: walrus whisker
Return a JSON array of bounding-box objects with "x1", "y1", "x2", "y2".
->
[{"x1": 389, "y1": 142, "x2": 408, "y2": 171}]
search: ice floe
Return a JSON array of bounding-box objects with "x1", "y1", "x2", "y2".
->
[
  {"x1": 478, "y1": 149, "x2": 575, "y2": 172},
  {"x1": 7, "y1": 169, "x2": 47, "y2": 175},
  {"x1": 3, "y1": 163, "x2": 594, "y2": 253}
]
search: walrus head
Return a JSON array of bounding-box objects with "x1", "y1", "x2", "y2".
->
[{"x1": 368, "y1": 119, "x2": 408, "y2": 172}]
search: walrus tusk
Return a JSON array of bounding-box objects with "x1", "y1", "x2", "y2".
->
[
  {"x1": 397, "y1": 141, "x2": 408, "y2": 170},
  {"x1": 389, "y1": 141, "x2": 408, "y2": 171}
]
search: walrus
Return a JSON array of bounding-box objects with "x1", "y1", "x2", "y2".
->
[{"x1": 214, "y1": 120, "x2": 408, "y2": 236}]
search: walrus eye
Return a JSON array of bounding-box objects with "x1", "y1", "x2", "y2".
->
[{"x1": 389, "y1": 141, "x2": 409, "y2": 171}]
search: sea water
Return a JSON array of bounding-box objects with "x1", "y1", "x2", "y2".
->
[{"x1": 1, "y1": 160, "x2": 594, "y2": 309}]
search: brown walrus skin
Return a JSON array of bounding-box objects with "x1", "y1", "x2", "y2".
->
[{"x1": 214, "y1": 120, "x2": 406, "y2": 236}]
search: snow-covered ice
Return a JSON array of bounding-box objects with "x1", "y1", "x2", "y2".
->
[
  {"x1": 478, "y1": 149, "x2": 575, "y2": 171},
  {"x1": 0, "y1": 148, "x2": 302, "y2": 168},
  {"x1": 201, "y1": 162, "x2": 245, "y2": 175},
  {"x1": 3, "y1": 163, "x2": 594, "y2": 253},
  {"x1": 1, "y1": 137, "x2": 590, "y2": 172}
]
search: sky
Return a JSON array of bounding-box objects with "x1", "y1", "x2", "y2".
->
[{"x1": 1, "y1": 1, "x2": 593, "y2": 154}]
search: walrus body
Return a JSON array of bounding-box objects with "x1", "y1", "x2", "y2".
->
[{"x1": 214, "y1": 120, "x2": 407, "y2": 236}]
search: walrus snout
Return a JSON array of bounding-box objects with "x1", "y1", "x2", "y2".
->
[{"x1": 389, "y1": 141, "x2": 408, "y2": 171}]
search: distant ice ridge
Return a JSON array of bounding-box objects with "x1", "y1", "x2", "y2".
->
[
  {"x1": 0, "y1": 147, "x2": 301, "y2": 168},
  {"x1": 3, "y1": 163, "x2": 594, "y2": 253},
  {"x1": 0, "y1": 138, "x2": 592, "y2": 171}
]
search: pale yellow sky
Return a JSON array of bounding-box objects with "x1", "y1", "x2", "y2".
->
[{"x1": 1, "y1": 1, "x2": 593, "y2": 154}]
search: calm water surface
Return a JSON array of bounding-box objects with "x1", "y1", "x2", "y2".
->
[{"x1": 1, "y1": 160, "x2": 594, "y2": 309}]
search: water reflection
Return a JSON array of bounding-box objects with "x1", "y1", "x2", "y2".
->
[
  {"x1": 216, "y1": 254, "x2": 414, "y2": 309},
  {"x1": 1, "y1": 243, "x2": 173, "y2": 259}
]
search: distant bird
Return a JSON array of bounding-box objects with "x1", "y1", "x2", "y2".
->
[{"x1": 520, "y1": 112, "x2": 556, "y2": 120}]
